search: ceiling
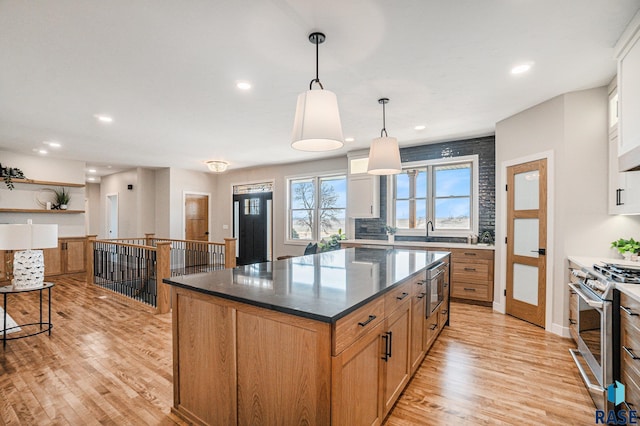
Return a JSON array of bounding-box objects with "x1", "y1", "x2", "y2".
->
[{"x1": 1, "y1": 1, "x2": 639, "y2": 180}]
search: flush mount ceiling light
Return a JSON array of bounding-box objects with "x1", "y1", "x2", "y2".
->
[
  {"x1": 367, "y1": 98, "x2": 401, "y2": 175},
  {"x1": 43, "y1": 140, "x2": 61, "y2": 148},
  {"x1": 94, "y1": 114, "x2": 113, "y2": 123},
  {"x1": 236, "y1": 81, "x2": 252, "y2": 90},
  {"x1": 291, "y1": 32, "x2": 344, "y2": 152},
  {"x1": 511, "y1": 62, "x2": 533, "y2": 75},
  {"x1": 206, "y1": 160, "x2": 229, "y2": 173}
]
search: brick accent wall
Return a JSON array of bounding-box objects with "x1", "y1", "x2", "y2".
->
[{"x1": 354, "y1": 135, "x2": 495, "y2": 243}]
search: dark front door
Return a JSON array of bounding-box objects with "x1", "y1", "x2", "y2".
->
[{"x1": 234, "y1": 192, "x2": 272, "y2": 265}]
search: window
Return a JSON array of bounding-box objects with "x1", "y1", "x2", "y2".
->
[
  {"x1": 288, "y1": 174, "x2": 347, "y2": 241},
  {"x1": 391, "y1": 157, "x2": 477, "y2": 236}
]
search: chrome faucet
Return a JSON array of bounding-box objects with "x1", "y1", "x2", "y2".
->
[{"x1": 426, "y1": 220, "x2": 434, "y2": 237}]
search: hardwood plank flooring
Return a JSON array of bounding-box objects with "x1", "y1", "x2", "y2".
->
[{"x1": 1, "y1": 276, "x2": 596, "y2": 425}]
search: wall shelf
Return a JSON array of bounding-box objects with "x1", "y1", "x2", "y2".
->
[
  {"x1": 4, "y1": 178, "x2": 85, "y2": 188},
  {"x1": 0, "y1": 209, "x2": 85, "y2": 214}
]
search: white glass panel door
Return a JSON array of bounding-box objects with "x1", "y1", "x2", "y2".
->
[
  {"x1": 513, "y1": 263, "x2": 538, "y2": 305},
  {"x1": 514, "y1": 171, "x2": 539, "y2": 210},
  {"x1": 513, "y1": 218, "x2": 539, "y2": 258}
]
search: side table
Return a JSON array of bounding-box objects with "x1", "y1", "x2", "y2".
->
[{"x1": 1, "y1": 282, "x2": 54, "y2": 348}]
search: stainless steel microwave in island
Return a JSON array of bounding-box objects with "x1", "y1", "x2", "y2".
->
[{"x1": 426, "y1": 261, "x2": 447, "y2": 317}]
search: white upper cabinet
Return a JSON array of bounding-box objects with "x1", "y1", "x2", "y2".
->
[
  {"x1": 347, "y1": 151, "x2": 380, "y2": 218},
  {"x1": 608, "y1": 79, "x2": 640, "y2": 214},
  {"x1": 615, "y1": 10, "x2": 640, "y2": 171}
]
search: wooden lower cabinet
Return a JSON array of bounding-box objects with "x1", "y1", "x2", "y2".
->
[
  {"x1": 44, "y1": 237, "x2": 86, "y2": 276},
  {"x1": 449, "y1": 248, "x2": 494, "y2": 305},
  {"x1": 172, "y1": 265, "x2": 449, "y2": 425},
  {"x1": 620, "y1": 292, "x2": 640, "y2": 409},
  {"x1": 568, "y1": 288, "x2": 578, "y2": 342},
  {"x1": 332, "y1": 321, "x2": 385, "y2": 426}
]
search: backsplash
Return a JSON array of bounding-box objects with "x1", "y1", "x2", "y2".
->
[{"x1": 355, "y1": 135, "x2": 495, "y2": 243}]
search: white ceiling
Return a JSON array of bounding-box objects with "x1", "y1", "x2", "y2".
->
[{"x1": 1, "y1": 1, "x2": 639, "y2": 179}]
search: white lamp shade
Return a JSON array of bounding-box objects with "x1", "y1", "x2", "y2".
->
[
  {"x1": 0, "y1": 223, "x2": 58, "y2": 250},
  {"x1": 367, "y1": 136, "x2": 402, "y2": 175},
  {"x1": 291, "y1": 89, "x2": 344, "y2": 151}
]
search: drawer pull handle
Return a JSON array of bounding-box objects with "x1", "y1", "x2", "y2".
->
[
  {"x1": 464, "y1": 252, "x2": 477, "y2": 256},
  {"x1": 464, "y1": 267, "x2": 476, "y2": 271},
  {"x1": 463, "y1": 287, "x2": 476, "y2": 292},
  {"x1": 621, "y1": 306, "x2": 638, "y2": 316},
  {"x1": 441, "y1": 309, "x2": 448, "y2": 315},
  {"x1": 429, "y1": 324, "x2": 438, "y2": 330},
  {"x1": 417, "y1": 280, "x2": 425, "y2": 286},
  {"x1": 358, "y1": 315, "x2": 377, "y2": 327},
  {"x1": 381, "y1": 331, "x2": 392, "y2": 361},
  {"x1": 417, "y1": 292, "x2": 426, "y2": 300},
  {"x1": 396, "y1": 292, "x2": 409, "y2": 301},
  {"x1": 569, "y1": 319, "x2": 576, "y2": 325},
  {"x1": 623, "y1": 346, "x2": 640, "y2": 360}
]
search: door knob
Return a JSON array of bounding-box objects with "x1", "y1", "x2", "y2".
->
[{"x1": 530, "y1": 248, "x2": 546, "y2": 255}]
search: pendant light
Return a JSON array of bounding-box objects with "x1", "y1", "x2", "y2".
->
[
  {"x1": 367, "y1": 98, "x2": 401, "y2": 175},
  {"x1": 291, "y1": 32, "x2": 344, "y2": 152}
]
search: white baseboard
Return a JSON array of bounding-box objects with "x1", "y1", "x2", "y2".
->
[
  {"x1": 492, "y1": 301, "x2": 505, "y2": 314},
  {"x1": 552, "y1": 322, "x2": 570, "y2": 338}
]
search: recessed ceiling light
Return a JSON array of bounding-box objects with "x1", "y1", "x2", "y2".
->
[
  {"x1": 236, "y1": 81, "x2": 252, "y2": 90},
  {"x1": 511, "y1": 63, "x2": 533, "y2": 75},
  {"x1": 345, "y1": 137, "x2": 355, "y2": 142},
  {"x1": 94, "y1": 114, "x2": 113, "y2": 123},
  {"x1": 88, "y1": 169, "x2": 97, "y2": 173},
  {"x1": 38, "y1": 149, "x2": 48, "y2": 154},
  {"x1": 414, "y1": 125, "x2": 426, "y2": 130},
  {"x1": 87, "y1": 177, "x2": 96, "y2": 181},
  {"x1": 43, "y1": 140, "x2": 61, "y2": 148}
]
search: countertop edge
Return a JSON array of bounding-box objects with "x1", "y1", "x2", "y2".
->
[
  {"x1": 164, "y1": 250, "x2": 450, "y2": 323},
  {"x1": 341, "y1": 239, "x2": 495, "y2": 250}
]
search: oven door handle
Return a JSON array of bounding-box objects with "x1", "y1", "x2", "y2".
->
[
  {"x1": 569, "y1": 349, "x2": 605, "y2": 393},
  {"x1": 568, "y1": 283, "x2": 604, "y2": 309}
]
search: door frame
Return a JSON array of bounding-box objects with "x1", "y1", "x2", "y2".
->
[
  {"x1": 105, "y1": 192, "x2": 119, "y2": 239},
  {"x1": 182, "y1": 191, "x2": 211, "y2": 240},
  {"x1": 230, "y1": 179, "x2": 275, "y2": 261},
  {"x1": 497, "y1": 150, "x2": 555, "y2": 333}
]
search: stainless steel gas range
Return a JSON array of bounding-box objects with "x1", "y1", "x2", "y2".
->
[{"x1": 568, "y1": 259, "x2": 640, "y2": 411}]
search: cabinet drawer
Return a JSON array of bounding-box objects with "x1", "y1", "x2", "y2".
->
[
  {"x1": 621, "y1": 293, "x2": 640, "y2": 331},
  {"x1": 451, "y1": 281, "x2": 490, "y2": 301},
  {"x1": 333, "y1": 297, "x2": 385, "y2": 356},
  {"x1": 449, "y1": 248, "x2": 494, "y2": 261},
  {"x1": 452, "y1": 262, "x2": 490, "y2": 283},
  {"x1": 384, "y1": 281, "x2": 412, "y2": 315}
]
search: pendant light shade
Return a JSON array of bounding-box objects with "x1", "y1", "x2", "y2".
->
[
  {"x1": 368, "y1": 98, "x2": 401, "y2": 175},
  {"x1": 291, "y1": 89, "x2": 344, "y2": 151},
  {"x1": 291, "y1": 32, "x2": 344, "y2": 152}
]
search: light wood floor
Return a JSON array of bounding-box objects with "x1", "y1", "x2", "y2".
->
[{"x1": 0, "y1": 276, "x2": 596, "y2": 425}]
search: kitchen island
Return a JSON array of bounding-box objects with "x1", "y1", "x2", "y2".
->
[{"x1": 164, "y1": 247, "x2": 450, "y2": 425}]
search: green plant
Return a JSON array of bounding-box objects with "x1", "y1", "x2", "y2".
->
[
  {"x1": 384, "y1": 225, "x2": 397, "y2": 235},
  {"x1": 53, "y1": 187, "x2": 71, "y2": 206},
  {"x1": 2, "y1": 167, "x2": 25, "y2": 190},
  {"x1": 318, "y1": 229, "x2": 346, "y2": 252},
  {"x1": 611, "y1": 238, "x2": 640, "y2": 255}
]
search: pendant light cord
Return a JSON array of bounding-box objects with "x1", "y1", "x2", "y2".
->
[
  {"x1": 309, "y1": 36, "x2": 324, "y2": 90},
  {"x1": 380, "y1": 99, "x2": 388, "y2": 137}
]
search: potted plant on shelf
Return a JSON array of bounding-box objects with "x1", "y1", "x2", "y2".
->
[
  {"x1": 53, "y1": 187, "x2": 71, "y2": 210},
  {"x1": 384, "y1": 225, "x2": 397, "y2": 243},
  {"x1": 1, "y1": 165, "x2": 26, "y2": 190},
  {"x1": 611, "y1": 237, "x2": 640, "y2": 261}
]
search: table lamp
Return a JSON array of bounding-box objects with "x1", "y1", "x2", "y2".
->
[{"x1": 0, "y1": 220, "x2": 58, "y2": 288}]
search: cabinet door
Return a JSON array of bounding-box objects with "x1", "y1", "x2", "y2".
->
[
  {"x1": 382, "y1": 300, "x2": 411, "y2": 417},
  {"x1": 410, "y1": 295, "x2": 426, "y2": 374},
  {"x1": 43, "y1": 244, "x2": 63, "y2": 276},
  {"x1": 64, "y1": 239, "x2": 86, "y2": 273},
  {"x1": 332, "y1": 320, "x2": 384, "y2": 426},
  {"x1": 0, "y1": 250, "x2": 12, "y2": 283},
  {"x1": 568, "y1": 289, "x2": 578, "y2": 342},
  {"x1": 348, "y1": 175, "x2": 380, "y2": 218}
]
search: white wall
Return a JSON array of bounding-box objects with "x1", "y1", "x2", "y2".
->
[
  {"x1": 100, "y1": 169, "x2": 138, "y2": 238},
  {"x1": 495, "y1": 86, "x2": 640, "y2": 336},
  {"x1": 85, "y1": 182, "x2": 101, "y2": 235},
  {"x1": 211, "y1": 156, "x2": 346, "y2": 258},
  {"x1": 0, "y1": 150, "x2": 86, "y2": 236},
  {"x1": 155, "y1": 168, "x2": 171, "y2": 238},
  {"x1": 136, "y1": 167, "x2": 156, "y2": 236}
]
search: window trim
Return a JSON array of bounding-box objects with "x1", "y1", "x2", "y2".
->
[
  {"x1": 387, "y1": 155, "x2": 479, "y2": 238},
  {"x1": 285, "y1": 170, "x2": 347, "y2": 245}
]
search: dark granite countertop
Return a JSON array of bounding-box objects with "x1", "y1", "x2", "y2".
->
[{"x1": 163, "y1": 247, "x2": 449, "y2": 323}]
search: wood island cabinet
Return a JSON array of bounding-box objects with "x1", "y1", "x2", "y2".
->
[
  {"x1": 449, "y1": 248, "x2": 494, "y2": 305},
  {"x1": 170, "y1": 251, "x2": 451, "y2": 426}
]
